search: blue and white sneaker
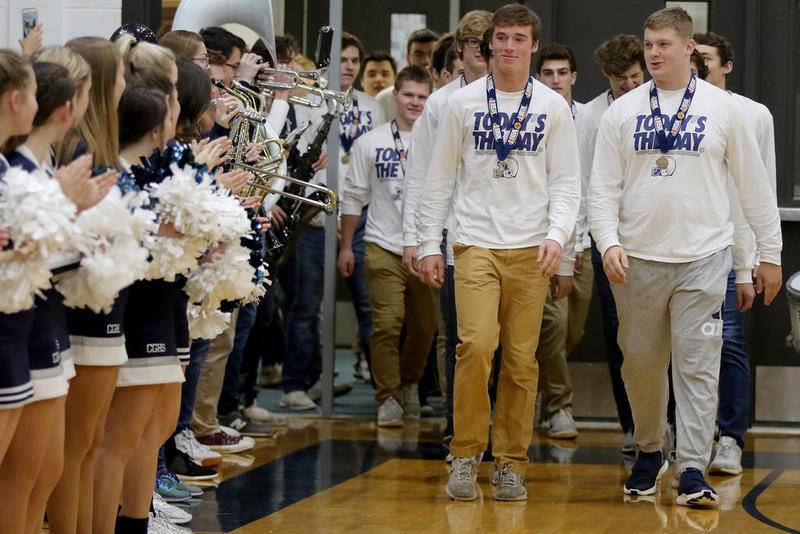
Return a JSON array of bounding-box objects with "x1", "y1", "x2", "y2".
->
[
  {"x1": 676, "y1": 468, "x2": 720, "y2": 508},
  {"x1": 155, "y1": 470, "x2": 192, "y2": 502},
  {"x1": 623, "y1": 451, "x2": 668, "y2": 496},
  {"x1": 162, "y1": 468, "x2": 202, "y2": 497}
]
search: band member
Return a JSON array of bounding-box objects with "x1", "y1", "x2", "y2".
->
[
  {"x1": 579, "y1": 33, "x2": 645, "y2": 454},
  {"x1": 418, "y1": 4, "x2": 580, "y2": 501},
  {"x1": 588, "y1": 7, "x2": 782, "y2": 507},
  {"x1": 339, "y1": 66, "x2": 436, "y2": 427},
  {"x1": 400, "y1": 7, "x2": 491, "y2": 447},
  {"x1": 533, "y1": 42, "x2": 589, "y2": 440},
  {"x1": 694, "y1": 30, "x2": 777, "y2": 477}
]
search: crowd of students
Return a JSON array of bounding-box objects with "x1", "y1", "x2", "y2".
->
[{"x1": 0, "y1": 2, "x2": 784, "y2": 532}]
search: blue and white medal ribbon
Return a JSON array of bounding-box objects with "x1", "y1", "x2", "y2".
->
[
  {"x1": 485, "y1": 73, "x2": 534, "y2": 161},
  {"x1": 390, "y1": 120, "x2": 407, "y2": 176},
  {"x1": 649, "y1": 74, "x2": 696, "y2": 154}
]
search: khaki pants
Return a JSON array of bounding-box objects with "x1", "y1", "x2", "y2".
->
[
  {"x1": 450, "y1": 245, "x2": 548, "y2": 470},
  {"x1": 365, "y1": 243, "x2": 437, "y2": 403},
  {"x1": 536, "y1": 259, "x2": 594, "y2": 417},
  {"x1": 192, "y1": 307, "x2": 239, "y2": 436}
]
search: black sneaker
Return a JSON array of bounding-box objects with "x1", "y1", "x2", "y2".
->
[
  {"x1": 676, "y1": 468, "x2": 720, "y2": 508},
  {"x1": 218, "y1": 410, "x2": 277, "y2": 438},
  {"x1": 167, "y1": 448, "x2": 218, "y2": 481},
  {"x1": 624, "y1": 450, "x2": 668, "y2": 496}
]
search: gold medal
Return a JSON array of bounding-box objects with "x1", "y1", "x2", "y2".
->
[
  {"x1": 676, "y1": 111, "x2": 685, "y2": 120},
  {"x1": 514, "y1": 122, "x2": 521, "y2": 129},
  {"x1": 341, "y1": 154, "x2": 350, "y2": 164},
  {"x1": 656, "y1": 156, "x2": 668, "y2": 169}
]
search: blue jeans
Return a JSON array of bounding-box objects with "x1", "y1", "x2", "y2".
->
[
  {"x1": 346, "y1": 209, "x2": 373, "y2": 365},
  {"x1": 218, "y1": 303, "x2": 258, "y2": 415},
  {"x1": 178, "y1": 338, "x2": 210, "y2": 431},
  {"x1": 441, "y1": 264, "x2": 457, "y2": 435},
  {"x1": 591, "y1": 241, "x2": 634, "y2": 433},
  {"x1": 717, "y1": 270, "x2": 749, "y2": 445},
  {"x1": 282, "y1": 226, "x2": 325, "y2": 393}
]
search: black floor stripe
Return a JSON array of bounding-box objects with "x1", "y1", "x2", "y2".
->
[{"x1": 742, "y1": 469, "x2": 800, "y2": 534}]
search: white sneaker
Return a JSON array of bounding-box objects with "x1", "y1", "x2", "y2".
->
[
  {"x1": 152, "y1": 492, "x2": 192, "y2": 525},
  {"x1": 377, "y1": 397, "x2": 404, "y2": 427},
  {"x1": 279, "y1": 390, "x2": 317, "y2": 411},
  {"x1": 245, "y1": 403, "x2": 288, "y2": 426},
  {"x1": 709, "y1": 436, "x2": 743, "y2": 475},
  {"x1": 547, "y1": 409, "x2": 578, "y2": 439},
  {"x1": 174, "y1": 428, "x2": 222, "y2": 467},
  {"x1": 148, "y1": 511, "x2": 192, "y2": 533}
]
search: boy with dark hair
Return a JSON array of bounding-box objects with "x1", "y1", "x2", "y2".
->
[
  {"x1": 430, "y1": 34, "x2": 455, "y2": 89},
  {"x1": 339, "y1": 66, "x2": 437, "y2": 428},
  {"x1": 533, "y1": 42, "x2": 589, "y2": 440},
  {"x1": 588, "y1": 6, "x2": 782, "y2": 507},
  {"x1": 694, "y1": 30, "x2": 777, "y2": 478},
  {"x1": 362, "y1": 51, "x2": 396, "y2": 97},
  {"x1": 579, "y1": 33, "x2": 646, "y2": 454},
  {"x1": 418, "y1": 3, "x2": 580, "y2": 501},
  {"x1": 406, "y1": 28, "x2": 440, "y2": 70}
]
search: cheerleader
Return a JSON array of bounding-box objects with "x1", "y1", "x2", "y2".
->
[
  {"x1": 0, "y1": 49, "x2": 38, "y2": 493},
  {"x1": 91, "y1": 57, "x2": 189, "y2": 533},
  {"x1": 41, "y1": 38, "x2": 129, "y2": 534},
  {"x1": 0, "y1": 60, "x2": 115, "y2": 534}
]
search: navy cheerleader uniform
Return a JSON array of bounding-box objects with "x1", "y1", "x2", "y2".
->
[
  {"x1": 0, "y1": 154, "x2": 35, "y2": 408},
  {"x1": 65, "y1": 155, "x2": 131, "y2": 368},
  {"x1": 8, "y1": 146, "x2": 74, "y2": 401},
  {"x1": 116, "y1": 157, "x2": 183, "y2": 386}
]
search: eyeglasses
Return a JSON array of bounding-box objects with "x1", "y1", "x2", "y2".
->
[
  {"x1": 192, "y1": 55, "x2": 209, "y2": 68},
  {"x1": 463, "y1": 37, "x2": 482, "y2": 49}
]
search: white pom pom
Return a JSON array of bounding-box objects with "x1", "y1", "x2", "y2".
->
[
  {"x1": 187, "y1": 306, "x2": 231, "y2": 340},
  {"x1": 145, "y1": 165, "x2": 251, "y2": 281},
  {"x1": 0, "y1": 168, "x2": 76, "y2": 312},
  {"x1": 55, "y1": 188, "x2": 154, "y2": 313},
  {"x1": 184, "y1": 242, "x2": 256, "y2": 311}
]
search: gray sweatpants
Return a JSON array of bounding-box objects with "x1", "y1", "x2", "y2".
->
[{"x1": 611, "y1": 248, "x2": 731, "y2": 473}]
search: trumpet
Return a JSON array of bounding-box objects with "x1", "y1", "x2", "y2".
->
[
  {"x1": 256, "y1": 79, "x2": 352, "y2": 109},
  {"x1": 257, "y1": 67, "x2": 323, "y2": 87},
  {"x1": 212, "y1": 79, "x2": 337, "y2": 214}
]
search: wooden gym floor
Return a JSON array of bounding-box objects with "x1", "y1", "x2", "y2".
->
[{"x1": 181, "y1": 418, "x2": 800, "y2": 533}]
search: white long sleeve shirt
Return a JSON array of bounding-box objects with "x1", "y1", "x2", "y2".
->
[
  {"x1": 588, "y1": 78, "x2": 782, "y2": 266},
  {"x1": 416, "y1": 75, "x2": 580, "y2": 274},
  {"x1": 726, "y1": 91, "x2": 777, "y2": 281},
  {"x1": 341, "y1": 122, "x2": 411, "y2": 255},
  {"x1": 576, "y1": 91, "x2": 611, "y2": 252},
  {"x1": 402, "y1": 76, "x2": 464, "y2": 265}
]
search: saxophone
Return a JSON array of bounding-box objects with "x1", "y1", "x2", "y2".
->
[{"x1": 269, "y1": 100, "x2": 342, "y2": 266}]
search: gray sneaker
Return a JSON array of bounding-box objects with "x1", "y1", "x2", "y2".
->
[
  {"x1": 446, "y1": 457, "x2": 478, "y2": 501},
  {"x1": 493, "y1": 463, "x2": 527, "y2": 501},
  {"x1": 377, "y1": 397, "x2": 404, "y2": 427},
  {"x1": 401, "y1": 383, "x2": 421, "y2": 419},
  {"x1": 708, "y1": 436, "x2": 743, "y2": 475},
  {"x1": 547, "y1": 409, "x2": 578, "y2": 439}
]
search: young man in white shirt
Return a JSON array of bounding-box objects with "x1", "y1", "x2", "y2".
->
[
  {"x1": 376, "y1": 29, "x2": 439, "y2": 122},
  {"x1": 532, "y1": 42, "x2": 588, "y2": 440},
  {"x1": 694, "y1": 30, "x2": 777, "y2": 477},
  {"x1": 580, "y1": 34, "x2": 646, "y2": 453},
  {"x1": 279, "y1": 32, "x2": 384, "y2": 410},
  {"x1": 417, "y1": 4, "x2": 580, "y2": 501},
  {"x1": 339, "y1": 66, "x2": 437, "y2": 428},
  {"x1": 588, "y1": 7, "x2": 782, "y2": 507},
  {"x1": 400, "y1": 8, "x2": 492, "y2": 452}
]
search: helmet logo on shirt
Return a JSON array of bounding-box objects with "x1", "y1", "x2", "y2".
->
[
  {"x1": 493, "y1": 156, "x2": 519, "y2": 179},
  {"x1": 650, "y1": 155, "x2": 676, "y2": 177}
]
